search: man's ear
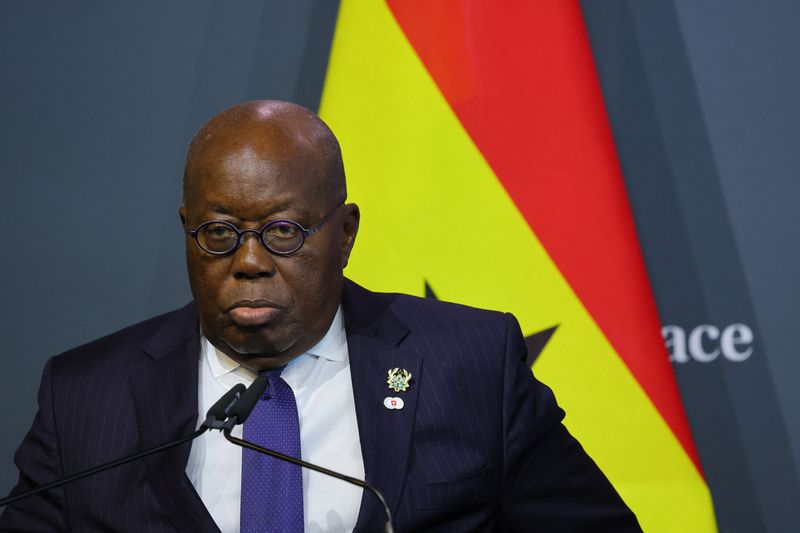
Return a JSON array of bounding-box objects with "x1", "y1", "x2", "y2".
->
[
  {"x1": 179, "y1": 206, "x2": 188, "y2": 230},
  {"x1": 340, "y1": 203, "x2": 360, "y2": 268}
]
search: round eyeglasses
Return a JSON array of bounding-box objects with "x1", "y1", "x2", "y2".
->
[{"x1": 187, "y1": 203, "x2": 342, "y2": 256}]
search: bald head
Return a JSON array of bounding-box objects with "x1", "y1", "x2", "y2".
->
[{"x1": 183, "y1": 100, "x2": 346, "y2": 206}]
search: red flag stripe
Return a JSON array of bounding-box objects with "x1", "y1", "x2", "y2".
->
[{"x1": 385, "y1": 0, "x2": 701, "y2": 473}]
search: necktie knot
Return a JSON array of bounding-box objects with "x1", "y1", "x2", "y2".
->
[{"x1": 258, "y1": 366, "x2": 286, "y2": 401}]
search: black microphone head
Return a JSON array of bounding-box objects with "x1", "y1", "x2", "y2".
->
[
  {"x1": 228, "y1": 375, "x2": 268, "y2": 425},
  {"x1": 202, "y1": 383, "x2": 246, "y2": 429}
]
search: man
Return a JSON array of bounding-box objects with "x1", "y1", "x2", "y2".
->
[{"x1": 1, "y1": 101, "x2": 640, "y2": 532}]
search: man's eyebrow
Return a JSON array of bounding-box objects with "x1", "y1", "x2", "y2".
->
[
  {"x1": 206, "y1": 202, "x2": 310, "y2": 219},
  {"x1": 263, "y1": 202, "x2": 298, "y2": 216},
  {"x1": 207, "y1": 204, "x2": 234, "y2": 215}
]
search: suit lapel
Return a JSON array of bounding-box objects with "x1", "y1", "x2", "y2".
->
[
  {"x1": 130, "y1": 303, "x2": 220, "y2": 533},
  {"x1": 343, "y1": 281, "x2": 422, "y2": 532}
]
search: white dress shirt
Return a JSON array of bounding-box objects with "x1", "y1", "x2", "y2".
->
[{"x1": 185, "y1": 306, "x2": 365, "y2": 533}]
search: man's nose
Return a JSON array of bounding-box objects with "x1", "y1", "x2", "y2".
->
[{"x1": 232, "y1": 231, "x2": 277, "y2": 279}]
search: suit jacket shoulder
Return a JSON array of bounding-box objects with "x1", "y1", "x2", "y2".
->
[
  {"x1": 0, "y1": 302, "x2": 213, "y2": 533},
  {"x1": 343, "y1": 278, "x2": 509, "y2": 356},
  {"x1": 50, "y1": 302, "x2": 197, "y2": 376}
]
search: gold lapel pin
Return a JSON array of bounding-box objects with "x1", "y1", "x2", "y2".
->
[{"x1": 387, "y1": 367, "x2": 412, "y2": 393}]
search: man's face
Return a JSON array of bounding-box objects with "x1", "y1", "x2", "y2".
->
[{"x1": 180, "y1": 139, "x2": 358, "y2": 371}]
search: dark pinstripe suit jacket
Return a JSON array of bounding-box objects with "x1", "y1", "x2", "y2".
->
[{"x1": 1, "y1": 280, "x2": 640, "y2": 532}]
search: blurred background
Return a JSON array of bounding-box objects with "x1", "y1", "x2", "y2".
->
[{"x1": 1, "y1": 1, "x2": 797, "y2": 531}]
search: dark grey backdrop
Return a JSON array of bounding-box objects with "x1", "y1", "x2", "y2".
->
[{"x1": 2, "y1": 1, "x2": 798, "y2": 532}]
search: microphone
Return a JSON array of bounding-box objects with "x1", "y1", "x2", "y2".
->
[
  {"x1": 204, "y1": 382, "x2": 247, "y2": 429},
  {"x1": 0, "y1": 384, "x2": 247, "y2": 508},
  {"x1": 222, "y1": 376, "x2": 395, "y2": 533},
  {"x1": 223, "y1": 373, "x2": 268, "y2": 429}
]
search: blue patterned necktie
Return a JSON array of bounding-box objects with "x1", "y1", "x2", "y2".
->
[{"x1": 240, "y1": 367, "x2": 304, "y2": 533}]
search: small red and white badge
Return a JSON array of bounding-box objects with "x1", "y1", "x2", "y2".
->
[{"x1": 383, "y1": 396, "x2": 405, "y2": 410}]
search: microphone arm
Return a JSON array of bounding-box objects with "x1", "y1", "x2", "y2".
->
[{"x1": 0, "y1": 383, "x2": 247, "y2": 508}]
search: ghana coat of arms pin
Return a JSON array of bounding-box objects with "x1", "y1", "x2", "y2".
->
[{"x1": 386, "y1": 367, "x2": 412, "y2": 393}]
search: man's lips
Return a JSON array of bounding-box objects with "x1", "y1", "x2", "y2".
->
[{"x1": 226, "y1": 300, "x2": 283, "y2": 327}]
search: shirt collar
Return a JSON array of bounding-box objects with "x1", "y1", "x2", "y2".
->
[
  {"x1": 305, "y1": 305, "x2": 346, "y2": 362},
  {"x1": 203, "y1": 305, "x2": 346, "y2": 379}
]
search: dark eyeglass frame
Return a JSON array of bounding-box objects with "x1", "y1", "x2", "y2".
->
[{"x1": 187, "y1": 202, "x2": 343, "y2": 256}]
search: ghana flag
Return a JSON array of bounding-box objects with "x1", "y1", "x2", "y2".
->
[{"x1": 319, "y1": 1, "x2": 717, "y2": 530}]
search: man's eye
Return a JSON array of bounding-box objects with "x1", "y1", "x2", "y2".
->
[
  {"x1": 268, "y1": 222, "x2": 299, "y2": 239},
  {"x1": 205, "y1": 224, "x2": 235, "y2": 240}
]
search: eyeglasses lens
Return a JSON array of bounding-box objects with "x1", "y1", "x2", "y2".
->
[
  {"x1": 199, "y1": 222, "x2": 239, "y2": 254},
  {"x1": 263, "y1": 221, "x2": 303, "y2": 254}
]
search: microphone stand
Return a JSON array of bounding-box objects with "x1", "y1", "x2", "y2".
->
[{"x1": 222, "y1": 427, "x2": 395, "y2": 533}]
